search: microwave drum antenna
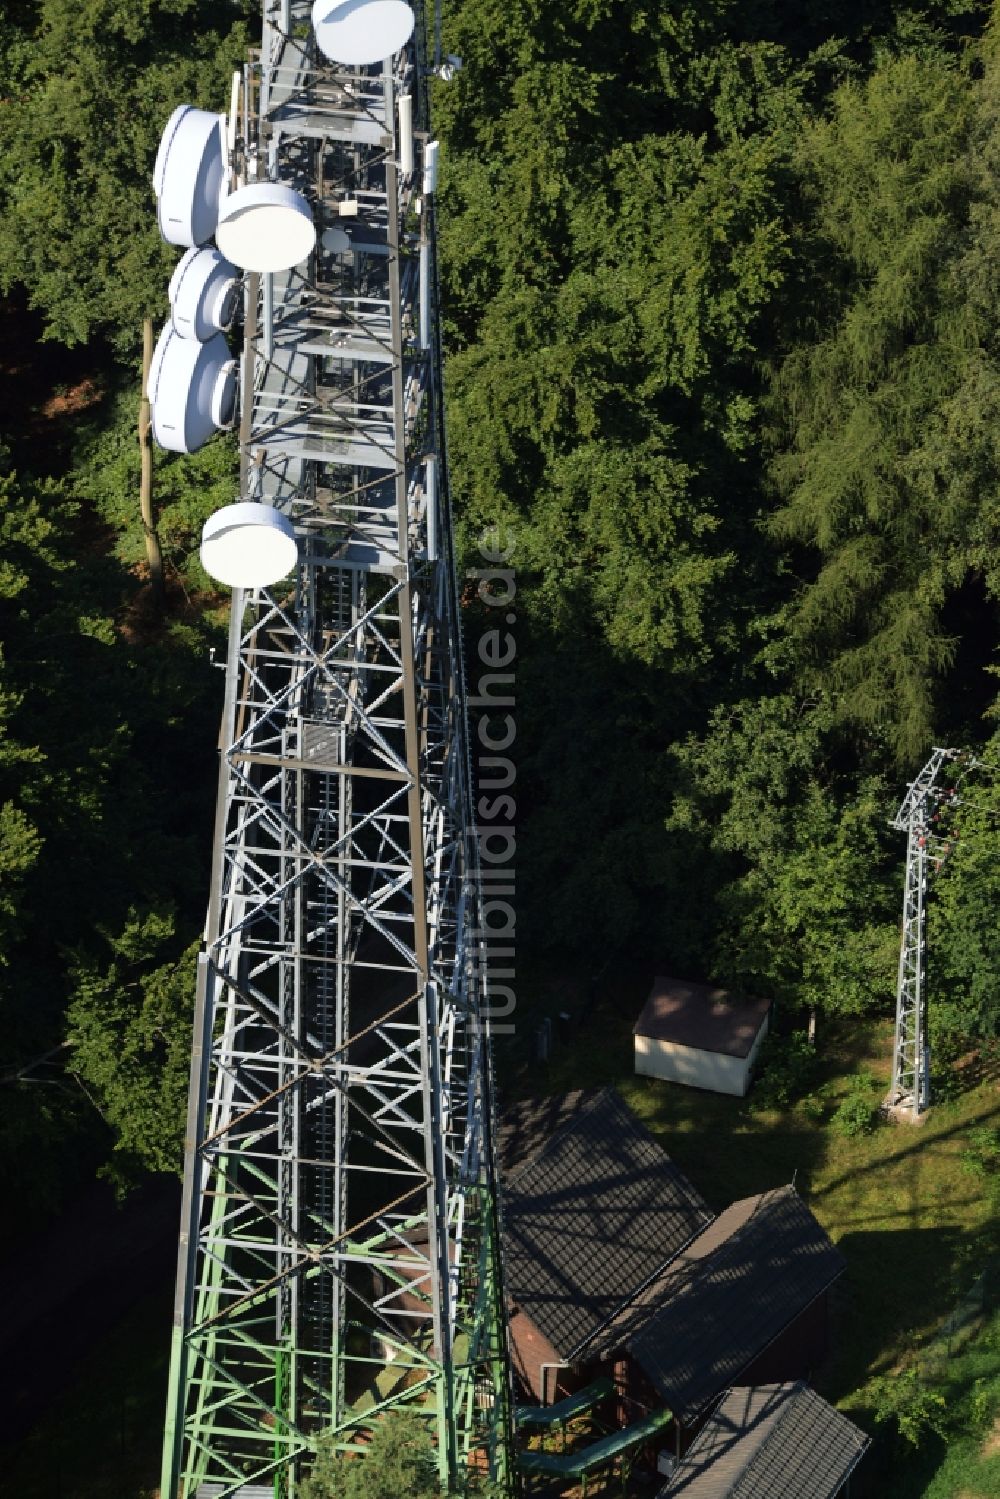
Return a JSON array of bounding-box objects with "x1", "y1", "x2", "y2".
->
[
  {"x1": 214, "y1": 183, "x2": 316, "y2": 273},
  {"x1": 200, "y1": 501, "x2": 298, "y2": 589},
  {"x1": 147, "y1": 324, "x2": 237, "y2": 453},
  {"x1": 153, "y1": 105, "x2": 227, "y2": 247},
  {"x1": 169, "y1": 247, "x2": 240, "y2": 341}
]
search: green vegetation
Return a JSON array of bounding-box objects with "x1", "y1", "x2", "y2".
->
[
  {"x1": 871, "y1": 1365, "x2": 950, "y2": 1451},
  {"x1": 301, "y1": 1409, "x2": 503, "y2": 1499},
  {"x1": 867, "y1": 1298, "x2": 1000, "y2": 1495},
  {"x1": 437, "y1": 0, "x2": 1000, "y2": 1063},
  {"x1": 302, "y1": 1411, "x2": 442, "y2": 1499},
  {"x1": 0, "y1": 3, "x2": 244, "y2": 1219},
  {"x1": 896, "y1": 1305, "x2": 1000, "y2": 1497},
  {"x1": 0, "y1": 0, "x2": 251, "y2": 350},
  {"x1": 962, "y1": 1126, "x2": 1000, "y2": 1208},
  {"x1": 830, "y1": 1071, "x2": 881, "y2": 1138}
]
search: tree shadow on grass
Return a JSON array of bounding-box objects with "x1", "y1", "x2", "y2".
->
[
  {"x1": 822, "y1": 1225, "x2": 992, "y2": 1406},
  {"x1": 951, "y1": 1046, "x2": 1000, "y2": 1097},
  {"x1": 851, "y1": 1426, "x2": 948, "y2": 1499},
  {"x1": 498, "y1": 974, "x2": 832, "y2": 1216},
  {"x1": 846, "y1": 1302, "x2": 1000, "y2": 1499}
]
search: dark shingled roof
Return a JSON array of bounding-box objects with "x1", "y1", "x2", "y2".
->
[
  {"x1": 503, "y1": 1088, "x2": 713, "y2": 1359},
  {"x1": 584, "y1": 1186, "x2": 845, "y2": 1424},
  {"x1": 499, "y1": 1089, "x2": 600, "y2": 1177},
  {"x1": 634, "y1": 977, "x2": 771, "y2": 1058},
  {"x1": 656, "y1": 1383, "x2": 869, "y2": 1499}
]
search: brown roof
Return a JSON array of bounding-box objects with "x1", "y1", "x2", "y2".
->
[
  {"x1": 634, "y1": 976, "x2": 771, "y2": 1058},
  {"x1": 499, "y1": 1089, "x2": 599, "y2": 1176},
  {"x1": 579, "y1": 1195, "x2": 766, "y2": 1359}
]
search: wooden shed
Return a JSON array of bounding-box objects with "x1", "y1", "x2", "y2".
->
[
  {"x1": 633, "y1": 976, "x2": 771, "y2": 1097},
  {"x1": 582, "y1": 1186, "x2": 846, "y2": 1440}
]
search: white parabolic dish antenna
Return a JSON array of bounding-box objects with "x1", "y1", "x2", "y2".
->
[
  {"x1": 169, "y1": 246, "x2": 240, "y2": 341},
  {"x1": 201, "y1": 502, "x2": 299, "y2": 589},
  {"x1": 148, "y1": 324, "x2": 237, "y2": 454},
  {"x1": 215, "y1": 184, "x2": 316, "y2": 273},
  {"x1": 311, "y1": 0, "x2": 415, "y2": 65},
  {"x1": 154, "y1": 105, "x2": 227, "y2": 248}
]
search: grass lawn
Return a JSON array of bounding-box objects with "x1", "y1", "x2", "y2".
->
[
  {"x1": 5, "y1": 974, "x2": 997, "y2": 1499},
  {"x1": 515, "y1": 962, "x2": 1000, "y2": 1430}
]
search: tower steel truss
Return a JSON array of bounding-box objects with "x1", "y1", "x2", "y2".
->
[
  {"x1": 160, "y1": 6, "x2": 514, "y2": 1495},
  {"x1": 887, "y1": 747, "x2": 961, "y2": 1117}
]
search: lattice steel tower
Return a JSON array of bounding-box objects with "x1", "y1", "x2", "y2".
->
[
  {"x1": 159, "y1": 5, "x2": 514, "y2": 1495},
  {"x1": 887, "y1": 747, "x2": 964, "y2": 1118}
]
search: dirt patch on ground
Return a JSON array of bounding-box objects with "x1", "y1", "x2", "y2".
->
[
  {"x1": 982, "y1": 1413, "x2": 1000, "y2": 1459},
  {"x1": 117, "y1": 569, "x2": 226, "y2": 645},
  {"x1": 40, "y1": 376, "x2": 104, "y2": 418}
]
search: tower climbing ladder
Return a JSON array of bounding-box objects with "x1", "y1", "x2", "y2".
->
[{"x1": 159, "y1": 5, "x2": 514, "y2": 1495}]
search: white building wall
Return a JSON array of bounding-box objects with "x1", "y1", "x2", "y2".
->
[
  {"x1": 746, "y1": 1011, "x2": 769, "y2": 1074},
  {"x1": 634, "y1": 1035, "x2": 761, "y2": 1097}
]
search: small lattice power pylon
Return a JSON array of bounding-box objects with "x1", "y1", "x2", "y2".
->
[{"x1": 886, "y1": 747, "x2": 973, "y2": 1118}]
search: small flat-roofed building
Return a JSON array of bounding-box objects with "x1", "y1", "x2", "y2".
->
[
  {"x1": 656, "y1": 1382, "x2": 869, "y2": 1499},
  {"x1": 501, "y1": 1088, "x2": 713, "y2": 1402},
  {"x1": 634, "y1": 976, "x2": 771, "y2": 1097}
]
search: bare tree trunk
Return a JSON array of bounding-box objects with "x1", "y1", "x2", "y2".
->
[
  {"x1": 807, "y1": 1005, "x2": 817, "y2": 1047},
  {"x1": 139, "y1": 317, "x2": 164, "y2": 606}
]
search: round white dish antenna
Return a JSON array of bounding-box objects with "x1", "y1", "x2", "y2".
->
[
  {"x1": 148, "y1": 324, "x2": 238, "y2": 454},
  {"x1": 312, "y1": 0, "x2": 415, "y2": 65},
  {"x1": 200, "y1": 502, "x2": 298, "y2": 589},
  {"x1": 154, "y1": 105, "x2": 227, "y2": 247},
  {"x1": 215, "y1": 183, "x2": 316, "y2": 273},
  {"x1": 169, "y1": 246, "x2": 240, "y2": 341}
]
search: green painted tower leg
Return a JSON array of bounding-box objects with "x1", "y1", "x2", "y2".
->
[{"x1": 156, "y1": 4, "x2": 516, "y2": 1496}]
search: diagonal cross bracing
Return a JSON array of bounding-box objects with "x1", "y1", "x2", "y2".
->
[
  {"x1": 160, "y1": 6, "x2": 513, "y2": 1498},
  {"x1": 887, "y1": 746, "x2": 970, "y2": 1116}
]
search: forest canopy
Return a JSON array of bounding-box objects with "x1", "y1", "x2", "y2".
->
[{"x1": 0, "y1": 0, "x2": 998, "y2": 1216}]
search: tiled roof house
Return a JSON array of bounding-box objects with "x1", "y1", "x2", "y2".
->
[{"x1": 656, "y1": 1382, "x2": 869, "y2": 1498}]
